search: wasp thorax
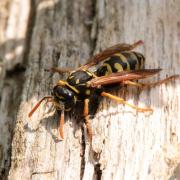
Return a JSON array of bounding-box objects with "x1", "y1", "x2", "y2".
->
[{"x1": 53, "y1": 85, "x2": 77, "y2": 111}]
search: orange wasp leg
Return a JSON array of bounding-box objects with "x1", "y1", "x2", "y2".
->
[
  {"x1": 122, "y1": 75, "x2": 179, "y2": 89},
  {"x1": 84, "y1": 99, "x2": 93, "y2": 142},
  {"x1": 59, "y1": 110, "x2": 65, "y2": 139},
  {"x1": 121, "y1": 80, "x2": 143, "y2": 87},
  {"x1": 101, "y1": 92, "x2": 153, "y2": 112}
]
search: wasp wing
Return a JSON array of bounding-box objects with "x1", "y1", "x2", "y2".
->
[
  {"x1": 78, "y1": 40, "x2": 143, "y2": 70},
  {"x1": 87, "y1": 69, "x2": 161, "y2": 87}
]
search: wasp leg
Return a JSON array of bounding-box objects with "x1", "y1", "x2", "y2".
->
[
  {"x1": 84, "y1": 99, "x2": 93, "y2": 142},
  {"x1": 122, "y1": 75, "x2": 179, "y2": 89},
  {"x1": 45, "y1": 67, "x2": 73, "y2": 74},
  {"x1": 59, "y1": 110, "x2": 65, "y2": 139},
  {"x1": 122, "y1": 80, "x2": 143, "y2": 87},
  {"x1": 101, "y1": 92, "x2": 153, "y2": 112}
]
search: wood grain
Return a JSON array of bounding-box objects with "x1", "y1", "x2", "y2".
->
[{"x1": 0, "y1": 0, "x2": 179, "y2": 179}]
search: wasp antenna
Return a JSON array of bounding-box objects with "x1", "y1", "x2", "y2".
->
[{"x1": 28, "y1": 96, "x2": 53, "y2": 118}]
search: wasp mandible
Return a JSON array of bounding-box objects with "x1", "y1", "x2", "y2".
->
[{"x1": 28, "y1": 40, "x2": 179, "y2": 142}]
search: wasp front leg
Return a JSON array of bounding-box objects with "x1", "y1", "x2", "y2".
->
[
  {"x1": 84, "y1": 99, "x2": 93, "y2": 142},
  {"x1": 59, "y1": 110, "x2": 65, "y2": 139}
]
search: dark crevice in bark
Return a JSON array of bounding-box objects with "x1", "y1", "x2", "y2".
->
[
  {"x1": 52, "y1": 50, "x2": 61, "y2": 68},
  {"x1": 5, "y1": 63, "x2": 26, "y2": 77},
  {"x1": 31, "y1": 170, "x2": 56, "y2": 178},
  {"x1": 91, "y1": 2, "x2": 98, "y2": 56},
  {"x1": 80, "y1": 0, "x2": 98, "y2": 179},
  {"x1": 24, "y1": 0, "x2": 38, "y2": 101},
  {"x1": 22, "y1": 0, "x2": 37, "y2": 67},
  {"x1": 84, "y1": 0, "x2": 98, "y2": 56},
  {"x1": 93, "y1": 163, "x2": 102, "y2": 180},
  {"x1": 0, "y1": 0, "x2": 37, "y2": 179},
  {"x1": 38, "y1": 38, "x2": 43, "y2": 72},
  {"x1": 87, "y1": 0, "x2": 102, "y2": 178},
  {"x1": 80, "y1": 125, "x2": 86, "y2": 180},
  {"x1": 87, "y1": 0, "x2": 98, "y2": 56},
  {"x1": 0, "y1": 80, "x2": 23, "y2": 180}
]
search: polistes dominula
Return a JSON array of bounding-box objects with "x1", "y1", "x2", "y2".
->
[{"x1": 28, "y1": 40, "x2": 179, "y2": 142}]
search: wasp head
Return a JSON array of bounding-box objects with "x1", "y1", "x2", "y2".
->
[{"x1": 52, "y1": 85, "x2": 77, "y2": 111}]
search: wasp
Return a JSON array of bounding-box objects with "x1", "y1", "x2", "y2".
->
[{"x1": 28, "y1": 40, "x2": 178, "y2": 142}]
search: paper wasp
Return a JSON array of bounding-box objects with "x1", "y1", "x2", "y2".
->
[{"x1": 28, "y1": 40, "x2": 178, "y2": 142}]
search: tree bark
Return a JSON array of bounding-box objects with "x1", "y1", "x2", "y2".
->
[{"x1": 0, "y1": 0, "x2": 180, "y2": 179}]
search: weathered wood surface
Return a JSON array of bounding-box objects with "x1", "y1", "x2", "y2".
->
[{"x1": 0, "y1": 0, "x2": 180, "y2": 179}]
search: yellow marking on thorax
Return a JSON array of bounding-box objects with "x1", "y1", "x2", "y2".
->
[
  {"x1": 76, "y1": 79, "x2": 80, "y2": 84},
  {"x1": 55, "y1": 93, "x2": 65, "y2": 100},
  {"x1": 115, "y1": 53, "x2": 130, "y2": 70},
  {"x1": 66, "y1": 83, "x2": 79, "y2": 94},
  {"x1": 86, "y1": 71, "x2": 93, "y2": 77},
  {"x1": 57, "y1": 80, "x2": 79, "y2": 94},
  {"x1": 69, "y1": 70, "x2": 76, "y2": 75},
  {"x1": 85, "y1": 89, "x2": 91, "y2": 95},
  {"x1": 74, "y1": 96, "x2": 77, "y2": 103},
  {"x1": 57, "y1": 80, "x2": 66, "y2": 86},
  {"x1": 68, "y1": 75, "x2": 74, "y2": 79},
  {"x1": 65, "y1": 107, "x2": 72, "y2": 111}
]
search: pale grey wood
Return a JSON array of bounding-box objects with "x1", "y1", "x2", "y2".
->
[
  {"x1": 0, "y1": 0, "x2": 30, "y2": 179},
  {"x1": 0, "y1": 0, "x2": 179, "y2": 180},
  {"x1": 90, "y1": 1, "x2": 180, "y2": 180}
]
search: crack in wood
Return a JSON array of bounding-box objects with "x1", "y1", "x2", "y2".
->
[
  {"x1": 22, "y1": 0, "x2": 37, "y2": 67},
  {"x1": 80, "y1": 125, "x2": 86, "y2": 180},
  {"x1": 5, "y1": 63, "x2": 26, "y2": 77},
  {"x1": 0, "y1": 0, "x2": 38, "y2": 179},
  {"x1": 31, "y1": 170, "x2": 56, "y2": 177},
  {"x1": 93, "y1": 163, "x2": 102, "y2": 180}
]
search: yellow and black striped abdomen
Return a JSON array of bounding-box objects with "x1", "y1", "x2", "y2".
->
[{"x1": 96, "y1": 51, "x2": 145, "y2": 76}]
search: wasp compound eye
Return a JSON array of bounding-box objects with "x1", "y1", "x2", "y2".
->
[{"x1": 53, "y1": 85, "x2": 76, "y2": 111}]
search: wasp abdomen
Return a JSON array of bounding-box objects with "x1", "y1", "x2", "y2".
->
[{"x1": 96, "y1": 51, "x2": 145, "y2": 76}]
